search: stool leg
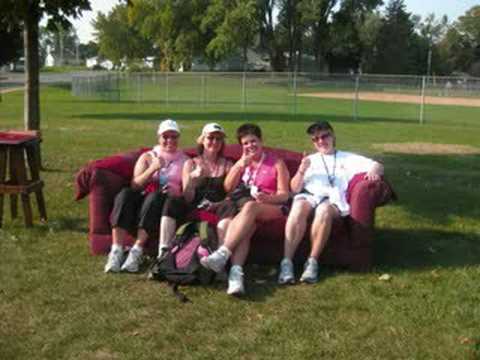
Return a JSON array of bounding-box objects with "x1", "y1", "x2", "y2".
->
[
  {"x1": 8, "y1": 149, "x2": 19, "y2": 220},
  {"x1": 10, "y1": 148, "x2": 29, "y2": 224},
  {"x1": 35, "y1": 190, "x2": 47, "y2": 221},
  {"x1": 21, "y1": 193, "x2": 33, "y2": 227},
  {"x1": 27, "y1": 145, "x2": 47, "y2": 222},
  {"x1": 0, "y1": 148, "x2": 5, "y2": 228}
]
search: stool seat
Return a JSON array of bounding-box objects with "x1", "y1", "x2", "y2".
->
[{"x1": 0, "y1": 130, "x2": 47, "y2": 227}]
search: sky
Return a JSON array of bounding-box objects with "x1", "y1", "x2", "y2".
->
[{"x1": 70, "y1": 0, "x2": 479, "y2": 44}]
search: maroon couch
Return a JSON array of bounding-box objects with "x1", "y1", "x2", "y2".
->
[{"x1": 75, "y1": 144, "x2": 395, "y2": 271}]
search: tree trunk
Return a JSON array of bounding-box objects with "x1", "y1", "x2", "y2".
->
[{"x1": 24, "y1": 5, "x2": 41, "y2": 131}]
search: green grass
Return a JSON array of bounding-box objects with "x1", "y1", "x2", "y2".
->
[{"x1": 1, "y1": 85, "x2": 480, "y2": 359}]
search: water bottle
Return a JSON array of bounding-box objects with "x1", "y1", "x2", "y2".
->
[{"x1": 159, "y1": 166, "x2": 168, "y2": 191}]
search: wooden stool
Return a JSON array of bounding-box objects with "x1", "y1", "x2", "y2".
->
[{"x1": 0, "y1": 130, "x2": 47, "y2": 227}]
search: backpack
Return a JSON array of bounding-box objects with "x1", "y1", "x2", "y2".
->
[{"x1": 149, "y1": 221, "x2": 218, "y2": 302}]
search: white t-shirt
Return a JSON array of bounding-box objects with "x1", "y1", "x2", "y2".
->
[{"x1": 302, "y1": 150, "x2": 376, "y2": 215}]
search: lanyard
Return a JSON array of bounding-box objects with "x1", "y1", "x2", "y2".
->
[
  {"x1": 244, "y1": 152, "x2": 266, "y2": 187},
  {"x1": 320, "y1": 151, "x2": 336, "y2": 187}
]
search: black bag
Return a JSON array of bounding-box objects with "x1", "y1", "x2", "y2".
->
[
  {"x1": 149, "y1": 221, "x2": 218, "y2": 302},
  {"x1": 230, "y1": 182, "x2": 251, "y2": 202}
]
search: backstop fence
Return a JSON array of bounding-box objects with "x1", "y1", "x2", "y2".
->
[{"x1": 71, "y1": 72, "x2": 480, "y2": 124}]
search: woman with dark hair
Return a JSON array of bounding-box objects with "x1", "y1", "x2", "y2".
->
[
  {"x1": 201, "y1": 123, "x2": 290, "y2": 295},
  {"x1": 156, "y1": 123, "x2": 233, "y2": 258},
  {"x1": 105, "y1": 119, "x2": 187, "y2": 273},
  {"x1": 278, "y1": 120, "x2": 384, "y2": 284}
]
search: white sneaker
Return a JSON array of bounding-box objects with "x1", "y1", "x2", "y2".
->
[
  {"x1": 278, "y1": 258, "x2": 295, "y2": 285},
  {"x1": 200, "y1": 246, "x2": 231, "y2": 273},
  {"x1": 227, "y1": 265, "x2": 245, "y2": 296},
  {"x1": 121, "y1": 246, "x2": 143, "y2": 273},
  {"x1": 104, "y1": 247, "x2": 125, "y2": 273},
  {"x1": 300, "y1": 257, "x2": 319, "y2": 284}
]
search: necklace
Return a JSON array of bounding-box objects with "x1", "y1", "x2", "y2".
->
[
  {"x1": 320, "y1": 151, "x2": 336, "y2": 187},
  {"x1": 200, "y1": 155, "x2": 220, "y2": 177}
]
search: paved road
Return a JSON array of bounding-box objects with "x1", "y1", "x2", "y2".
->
[{"x1": 0, "y1": 70, "x2": 100, "y2": 91}]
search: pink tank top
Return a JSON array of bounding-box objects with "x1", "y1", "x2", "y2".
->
[
  {"x1": 241, "y1": 152, "x2": 278, "y2": 195},
  {"x1": 144, "y1": 146, "x2": 187, "y2": 196}
]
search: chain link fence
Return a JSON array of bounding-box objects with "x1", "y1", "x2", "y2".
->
[{"x1": 71, "y1": 72, "x2": 480, "y2": 124}]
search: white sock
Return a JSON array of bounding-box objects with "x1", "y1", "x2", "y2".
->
[
  {"x1": 218, "y1": 245, "x2": 232, "y2": 259},
  {"x1": 111, "y1": 243, "x2": 122, "y2": 252},
  {"x1": 132, "y1": 244, "x2": 143, "y2": 253}
]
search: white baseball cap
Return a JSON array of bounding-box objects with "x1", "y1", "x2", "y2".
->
[
  {"x1": 157, "y1": 119, "x2": 180, "y2": 135},
  {"x1": 201, "y1": 123, "x2": 225, "y2": 136}
]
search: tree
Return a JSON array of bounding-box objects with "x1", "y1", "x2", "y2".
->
[
  {"x1": 372, "y1": 0, "x2": 417, "y2": 74},
  {"x1": 128, "y1": 0, "x2": 210, "y2": 71},
  {"x1": 43, "y1": 22, "x2": 81, "y2": 66},
  {"x1": 78, "y1": 41, "x2": 98, "y2": 61},
  {"x1": 202, "y1": 0, "x2": 258, "y2": 69},
  {"x1": 0, "y1": 21, "x2": 23, "y2": 67},
  {"x1": 93, "y1": 3, "x2": 153, "y2": 68},
  {"x1": 0, "y1": 0, "x2": 91, "y2": 131}
]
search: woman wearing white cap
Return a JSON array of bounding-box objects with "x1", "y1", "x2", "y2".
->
[
  {"x1": 104, "y1": 119, "x2": 187, "y2": 273},
  {"x1": 157, "y1": 123, "x2": 233, "y2": 258}
]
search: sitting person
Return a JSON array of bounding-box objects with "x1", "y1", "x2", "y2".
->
[
  {"x1": 157, "y1": 123, "x2": 233, "y2": 258},
  {"x1": 104, "y1": 119, "x2": 187, "y2": 273},
  {"x1": 278, "y1": 120, "x2": 384, "y2": 284},
  {"x1": 201, "y1": 123, "x2": 290, "y2": 295}
]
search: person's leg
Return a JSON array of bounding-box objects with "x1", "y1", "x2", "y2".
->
[
  {"x1": 158, "y1": 197, "x2": 190, "y2": 257},
  {"x1": 122, "y1": 191, "x2": 166, "y2": 272},
  {"x1": 202, "y1": 201, "x2": 282, "y2": 274},
  {"x1": 216, "y1": 218, "x2": 231, "y2": 246},
  {"x1": 300, "y1": 202, "x2": 340, "y2": 283},
  {"x1": 105, "y1": 188, "x2": 142, "y2": 273},
  {"x1": 278, "y1": 199, "x2": 313, "y2": 284}
]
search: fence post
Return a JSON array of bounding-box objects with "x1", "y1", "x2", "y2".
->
[
  {"x1": 353, "y1": 75, "x2": 360, "y2": 121},
  {"x1": 241, "y1": 71, "x2": 246, "y2": 111},
  {"x1": 201, "y1": 74, "x2": 205, "y2": 108},
  {"x1": 166, "y1": 72, "x2": 169, "y2": 107},
  {"x1": 419, "y1": 75, "x2": 426, "y2": 125},
  {"x1": 293, "y1": 71, "x2": 298, "y2": 118}
]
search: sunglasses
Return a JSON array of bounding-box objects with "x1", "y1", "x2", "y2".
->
[
  {"x1": 162, "y1": 134, "x2": 179, "y2": 140},
  {"x1": 311, "y1": 133, "x2": 332, "y2": 142},
  {"x1": 206, "y1": 135, "x2": 224, "y2": 142}
]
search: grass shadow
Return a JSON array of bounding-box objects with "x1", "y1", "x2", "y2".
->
[{"x1": 374, "y1": 227, "x2": 480, "y2": 271}]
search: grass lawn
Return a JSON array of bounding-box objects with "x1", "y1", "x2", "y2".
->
[{"x1": 1, "y1": 85, "x2": 480, "y2": 359}]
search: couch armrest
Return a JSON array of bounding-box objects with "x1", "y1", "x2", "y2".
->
[
  {"x1": 348, "y1": 177, "x2": 396, "y2": 249},
  {"x1": 87, "y1": 168, "x2": 129, "y2": 236}
]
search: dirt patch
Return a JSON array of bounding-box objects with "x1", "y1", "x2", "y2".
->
[
  {"x1": 300, "y1": 91, "x2": 480, "y2": 107},
  {"x1": 0, "y1": 87, "x2": 24, "y2": 94},
  {"x1": 372, "y1": 142, "x2": 480, "y2": 155}
]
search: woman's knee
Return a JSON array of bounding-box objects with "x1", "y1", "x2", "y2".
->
[
  {"x1": 288, "y1": 200, "x2": 311, "y2": 220},
  {"x1": 239, "y1": 200, "x2": 260, "y2": 215},
  {"x1": 314, "y1": 203, "x2": 337, "y2": 222}
]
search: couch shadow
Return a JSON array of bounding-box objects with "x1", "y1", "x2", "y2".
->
[{"x1": 374, "y1": 227, "x2": 480, "y2": 271}]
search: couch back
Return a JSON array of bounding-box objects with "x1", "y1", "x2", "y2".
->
[{"x1": 93, "y1": 144, "x2": 303, "y2": 180}]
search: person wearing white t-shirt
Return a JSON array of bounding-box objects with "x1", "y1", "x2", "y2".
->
[{"x1": 278, "y1": 121, "x2": 384, "y2": 284}]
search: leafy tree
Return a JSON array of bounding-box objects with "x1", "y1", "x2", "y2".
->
[
  {"x1": 129, "y1": 0, "x2": 210, "y2": 71},
  {"x1": 257, "y1": 0, "x2": 286, "y2": 71},
  {"x1": 0, "y1": 21, "x2": 23, "y2": 67},
  {"x1": 43, "y1": 22, "x2": 81, "y2": 66},
  {"x1": 202, "y1": 0, "x2": 258, "y2": 70},
  {"x1": 0, "y1": 0, "x2": 91, "y2": 131},
  {"x1": 93, "y1": 3, "x2": 153, "y2": 68},
  {"x1": 78, "y1": 41, "x2": 99, "y2": 61},
  {"x1": 372, "y1": 0, "x2": 417, "y2": 74}
]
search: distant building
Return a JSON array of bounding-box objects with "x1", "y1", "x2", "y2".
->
[{"x1": 86, "y1": 57, "x2": 114, "y2": 70}]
